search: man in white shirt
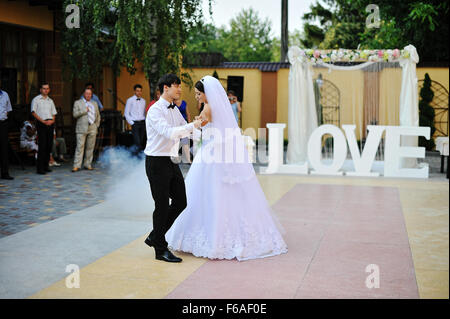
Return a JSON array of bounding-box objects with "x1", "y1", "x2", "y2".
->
[
  {"x1": 0, "y1": 81, "x2": 13, "y2": 180},
  {"x1": 144, "y1": 74, "x2": 202, "y2": 263},
  {"x1": 31, "y1": 82, "x2": 57, "y2": 175},
  {"x1": 124, "y1": 84, "x2": 146, "y2": 153}
]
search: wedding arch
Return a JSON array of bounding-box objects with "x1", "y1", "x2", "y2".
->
[{"x1": 286, "y1": 44, "x2": 420, "y2": 169}]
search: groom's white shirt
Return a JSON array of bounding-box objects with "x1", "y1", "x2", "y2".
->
[{"x1": 144, "y1": 96, "x2": 194, "y2": 157}]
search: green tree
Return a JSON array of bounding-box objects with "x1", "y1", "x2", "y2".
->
[
  {"x1": 418, "y1": 73, "x2": 436, "y2": 150},
  {"x1": 360, "y1": 1, "x2": 448, "y2": 62},
  {"x1": 220, "y1": 8, "x2": 274, "y2": 62},
  {"x1": 301, "y1": 0, "x2": 448, "y2": 62},
  {"x1": 301, "y1": 0, "x2": 333, "y2": 48},
  {"x1": 184, "y1": 8, "x2": 274, "y2": 62},
  {"x1": 61, "y1": 0, "x2": 211, "y2": 99},
  {"x1": 183, "y1": 21, "x2": 224, "y2": 58},
  {"x1": 61, "y1": 0, "x2": 115, "y2": 82},
  {"x1": 301, "y1": 0, "x2": 364, "y2": 49},
  {"x1": 271, "y1": 29, "x2": 307, "y2": 62}
]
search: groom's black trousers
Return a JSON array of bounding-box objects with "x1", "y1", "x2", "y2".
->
[{"x1": 145, "y1": 155, "x2": 187, "y2": 252}]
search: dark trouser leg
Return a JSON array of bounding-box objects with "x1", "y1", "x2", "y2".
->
[
  {"x1": 146, "y1": 156, "x2": 171, "y2": 252},
  {"x1": 0, "y1": 120, "x2": 9, "y2": 176},
  {"x1": 139, "y1": 123, "x2": 147, "y2": 151},
  {"x1": 131, "y1": 122, "x2": 144, "y2": 152},
  {"x1": 447, "y1": 155, "x2": 449, "y2": 179},
  {"x1": 45, "y1": 124, "x2": 54, "y2": 170},
  {"x1": 36, "y1": 122, "x2": 54, "y2": 172},
  {"x1": 165, "y1": 162, "x2": 187, "y2": 233},
  {"x1": 36, "y1": 122, "x2": 46, "y2": 172}
]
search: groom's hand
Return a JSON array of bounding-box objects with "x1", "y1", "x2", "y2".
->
[{"x1": 193, "y1": 119, "x2": 202, "y2": 129}]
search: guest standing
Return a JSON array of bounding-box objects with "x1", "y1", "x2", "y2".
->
[
  {"x1": 174, "y1": 98, "x2": 191, "y2": 163},
  {"x1": 145, "y1": 89, "x2": 160, "y2": 115},
  {"x1": 72, "y1": 88, "x2": 100, "y2": 172},
  {"x1": 0, "y1": 84, "x2": 13, "y2": 180},
  {"x1": 227, "y1": 90, "x2": 241, "y2": 125},
  {"x1": 31, "y1": 82, "x2": 57, "y2": 175},
  {"x1": 125, "y1": 84, "x2": 147, "y2": 153},
  {"x1": 81, "y1": 82, "x2": 104, "y2": 110}
]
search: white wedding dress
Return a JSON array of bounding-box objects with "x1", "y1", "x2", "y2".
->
[{"x1": 166, "y1": 76, "x2": 287, "y2": 261}]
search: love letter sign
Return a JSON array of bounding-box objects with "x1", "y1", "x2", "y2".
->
[{"x1": 261, "y1": 124, "x2": 430, "y2": 178}]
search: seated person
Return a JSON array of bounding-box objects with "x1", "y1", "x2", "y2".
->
[
  {"x1": 49, "y1": 153, "x2": 60, "y2": 167},
  {"x1": 51, "y1": 128, "x2": 68, "y2": 163},
  {"x1": 20, "y1": 119, "x2": 38, "y2": 157}
]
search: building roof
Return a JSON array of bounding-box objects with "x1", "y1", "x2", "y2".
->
[
  {"x1": 184, "y1": 52, "x2": 290, "y2": 71},
  {"x1": 221, "y1": 62, "x2": 290, "y2": 72},
  {"x1": 191, "y1": 61, "x2": 291, "y2": 72}
]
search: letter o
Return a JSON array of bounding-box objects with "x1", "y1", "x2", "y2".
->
[{"x1": 307, "y1": 124, "x2": 347, "y2": 175}]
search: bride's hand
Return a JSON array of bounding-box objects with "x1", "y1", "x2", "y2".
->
[
  {"x1": 193, "y1": 119, "x2": 202, "y2": 129},
  {"x1": 195, "y1": 115, "x2": 206, "y2": 123}
]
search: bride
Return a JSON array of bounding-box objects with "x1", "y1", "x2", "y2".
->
[{"x1": 166, "y1": 76, "x2": 287, "y2": 261}]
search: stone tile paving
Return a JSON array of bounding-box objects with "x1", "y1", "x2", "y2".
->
[
  {"x1": 0, "y1": 160, "x2": 193, "y2": 239},
  {"x1": 0, "y1": 161, "x2": 113, "y2": 238},
  {"x1": 0, "y1": 151, "x2": 446, "y2": 239}
]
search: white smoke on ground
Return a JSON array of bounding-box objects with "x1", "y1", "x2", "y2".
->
[{"x1": 97, "y1": 146, "x2": 153, "y2": 214}]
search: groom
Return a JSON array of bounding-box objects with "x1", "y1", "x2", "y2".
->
[{"x1": 144, "y1": 74, "x2": 202, "y2": 262}]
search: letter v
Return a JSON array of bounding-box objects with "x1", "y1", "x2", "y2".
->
[{"x1": 343, "y1": 125, "x2": 385, "y2": 176}]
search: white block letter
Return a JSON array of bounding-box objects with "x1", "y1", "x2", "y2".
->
[
  {"x1": 261, "y1": 123, "x2": 286, "y2": 173},
  {"x1": 384, "y1": 126, "x2": 430, "y2": 178},
  {"x1": 308, "y1": 124, "x2": 347, "y2": 175},
  {"x1": 343, "y1": 125, "x2": 385, "y2": 176}
]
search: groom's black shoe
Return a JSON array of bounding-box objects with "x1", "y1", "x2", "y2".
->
[
  {"x1": 144, "y1": 236, "x2": 154, "y2": 248},
  {"x1": 155, "y1": 250, "x2": 182, "y2": 263}
]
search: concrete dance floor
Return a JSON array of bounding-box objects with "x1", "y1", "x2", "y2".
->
[{"x1": 0, "y1": 173, "x2": 448, "y2": 299}]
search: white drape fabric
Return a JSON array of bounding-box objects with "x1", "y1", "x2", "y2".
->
[
  {"x1": 399, "y1": 44, "x2": 420, "y2": 168},
  {"x1": 286, "y1": 47, "x2": 318, "y2": 164}
]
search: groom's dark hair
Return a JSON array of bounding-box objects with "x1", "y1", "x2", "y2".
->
[{"x1": 158, "y1": 74, "x2": 181, "y2": 93}]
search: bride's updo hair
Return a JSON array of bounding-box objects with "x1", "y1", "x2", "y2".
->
[{"x1": 195, "y1": 79, "x2": 205, "y2": 93}]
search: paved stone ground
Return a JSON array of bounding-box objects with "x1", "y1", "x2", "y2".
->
[
  {"x1": 0, "y1": 161, "x2": 111, "y2": 238},
  {"x1": 0, "y1": 158, "x2": 195, "y2": 238},
  {"x1": 0, "y1": 151, "x2": 446, "y2": 239}
]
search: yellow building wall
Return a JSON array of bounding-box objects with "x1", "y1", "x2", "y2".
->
[
  {"x1": 0, "y1": 0, "x2": 53, "y2": 31},
  {"x1": 417, "y1": 68, "x2": 449, "y2": 91},
  {"x1": 379, "y1": 67, "x2": 402, "y2": 127},
  {"x1": 312, "y1": 67, "x2": 365, "y2": 139},
  {"x1": 417, "y1": 67, "x2": 449, "y2": 138},
  {"x1": 113, "y1": 64, "x2": 448, "y2": 141},
  {"x1": 180, "y1": 68, "x2": 262, "y2": 134},
  {"x1": 102, "y1": 66, "x2": 116, "y2": 110},
  {"x1": 276, "y1": 68, "x2": 289, "y2": 139}
]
